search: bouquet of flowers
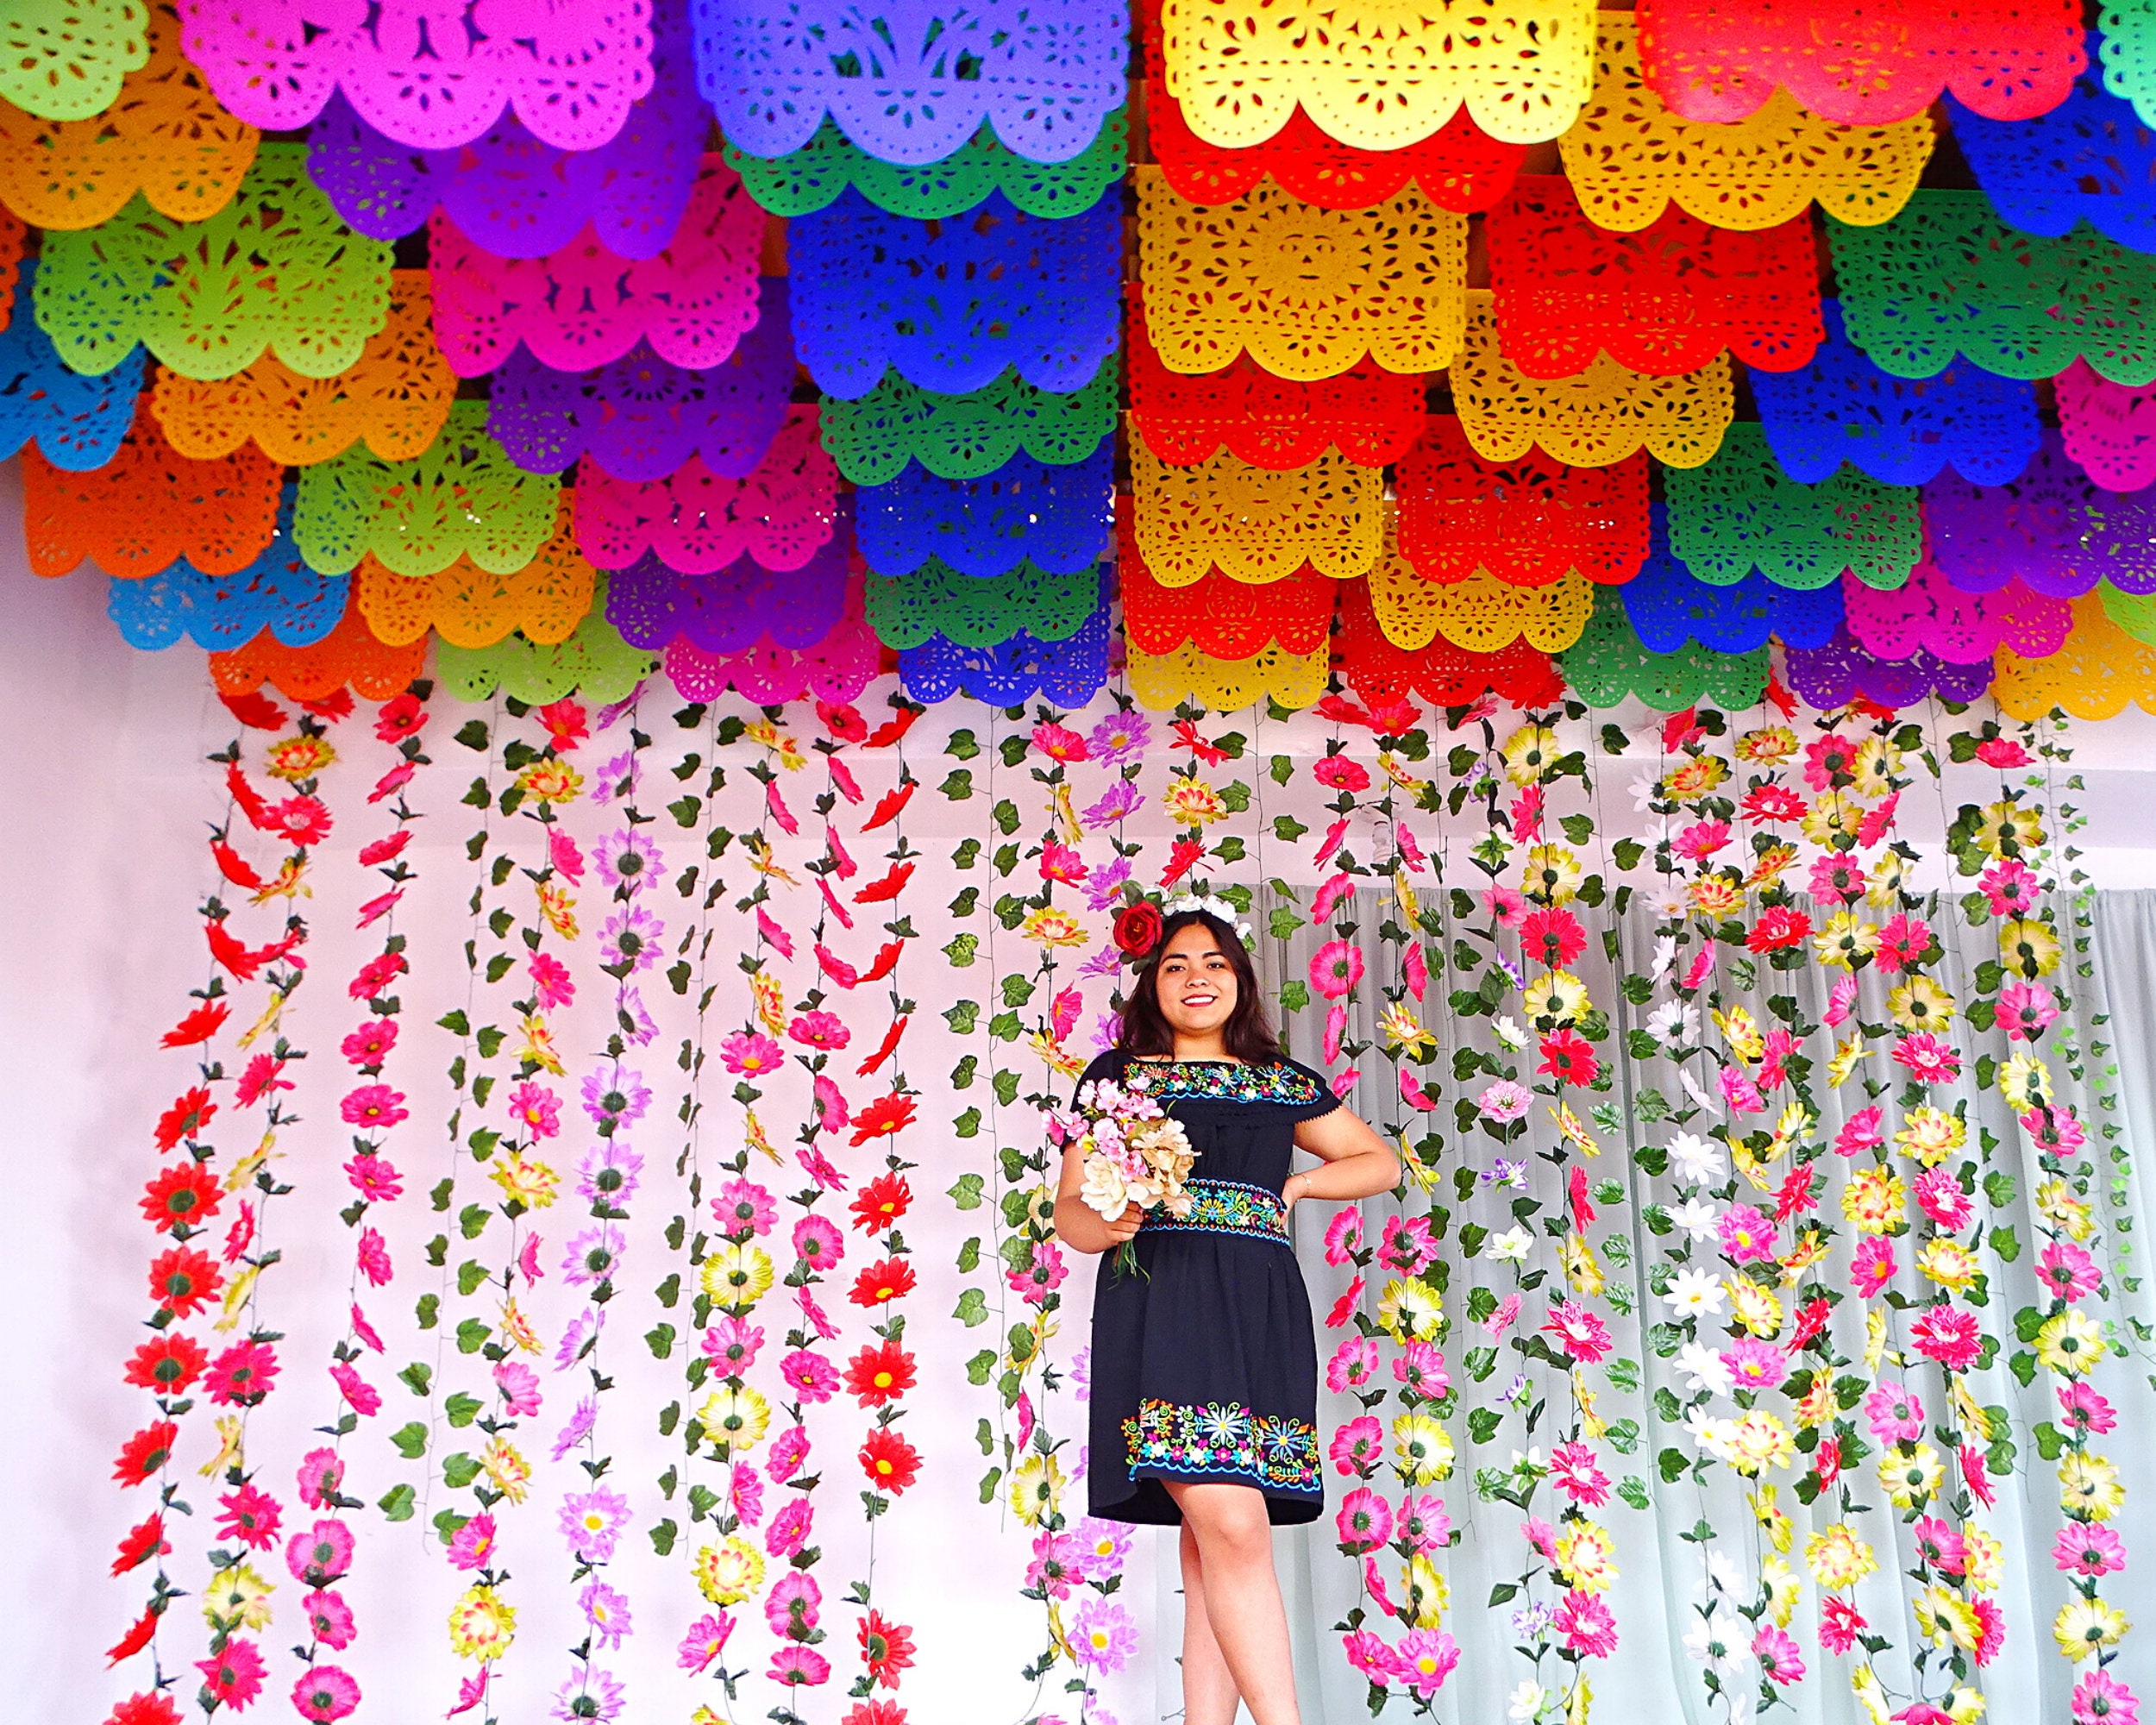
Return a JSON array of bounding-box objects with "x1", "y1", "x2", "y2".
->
[{"x1": 1047, "y1": 1073, "x2": 1198, "y2": 1275}]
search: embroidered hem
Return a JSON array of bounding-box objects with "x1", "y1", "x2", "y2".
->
[{"x1": 1121, "y1": 1396, "x2": 1321, "y2": 1494}]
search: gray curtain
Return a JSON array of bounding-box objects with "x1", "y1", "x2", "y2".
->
[{"x1": 1137, "y1": 888, "x2": 2156, "y2": 1723}]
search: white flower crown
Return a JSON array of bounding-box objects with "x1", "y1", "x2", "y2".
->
[{"x1": 1160, "y1": 886, "x2": 1254, "y2": 944}]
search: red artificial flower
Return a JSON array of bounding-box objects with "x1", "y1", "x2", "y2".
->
[
  {"x1": 348, "y1": 950, "x2": 408, "y2": 1000},
  {"x1": 122, "y1": 1332, "x2": 207, "y2": 1400},
  {"x1": 356, "y1": 830, "x2": 411, "y2": 869},
  {"x1": 160, "y1": 1001, "x2": 229, "y2": 1049},
  {"x1": 147, "y1": 1245, "x2": 223, "y2": 1318},
  {"x1": 111, "y1": 1515, "x2": 168, "y2": 1577},
  {"x1": 1819, "y1": 1596, "x2": 1865, "y2": 1655},
  {"x1": 536, "y1": 699, "x2": 587, "y2": 751},
  {"x1": 1537, "y1": 1029, "x2": 1600, "y2": 1088},
  {"x1": 849, "y1": 1094, "x2": 918, "y2": 1148},
  {"x1": 298, "y1": 688, "x2": 354, "y2": 720},
  {"x1": 1789, "y1": 1296, "x2": 1833, "y2": 1348},
  {"x1": 843, "y1": 1341, "x2": 918, "y2": 1407},
  {"x1": 205, "y1": 919, "x2": 302, "y2": 982},
  {"x1": 1112, "y1": 900, "x2": 1163, "y2": 958},
  {"x1": 816, "y1": 699, "x2": 868, "y2": 741},
  {"x1": 215, "y1": 1482, "x2": 282, "y2": 1549},
  {"x1": 849, "y1": 1258, "x2": 918, "y2": 1308},
  {"x1": 840, "y1": 1703, "x2": 909, "y2": 1725},
  {"x1": 1156, "y1": 838, "x2": 1204, "y2": 888},
  {"x1": 854, "y1": 863, "x2": 914, "y2": 905},
  {"x1": 1813, "y1": 1435, "x2": 1843, "y2": 1491},
  {"x1": 1518, "y1": 907, "x2": 1587, "y2": 969},
  {"x1": 1171, "y1": 719, "x2": 1227, "y2": 765},
  {"x1": 141, "y1": 1164, "x2": 222, "y2": 1233},
  {"x1": 1739, "y1": 785, "x2": 1807, "y2": 823},
  {"x1": 106, "y1": 1603, "x2": 159, "y2": 1665},
  {"x1": 1773, "y1": 1165, "x2": 1819, "y2": 1223},
  {"x1": 154, "y1": 1088, "x2": 216, "y2": 1152},
  {"x1": 864, "y1": 704, "x2": 920, "y2": 749},
  {"x1": 1313, "y1": 756, "x2": 1371, "y2": 792},
  {"x1": 373, "y1": 693, "x2": 427, "y2": 742},
  {"x1": 262, "y1": 795, "x2": 333, "y2": 846},
  {"x1": 204, "y1": 1339, "x2": 280, "y2": 1408},
  {"x1": 220, "y1": 690, "x2": 288, "y2": 731},
  {"x1": 849, "y1": 1173, "x2": 913, "y2": 1234},
  {"x1": 858, "y1": 1428, "x2": 922, "y2": 1495},
  {"x1": 854, "y1": 1014, "x2": 910, "y2": 1079},
  {"x1": 1745, "y1": 906, "x2": 1811, "y2": 953},
  {"x1": 858, "y1": 1609, "x2": 918, "y2": 1686},
  {"x1": 113, "y1": 1421, "x2": 179, "y2": 1487},
  {"x1": 862, "y1": 779, "x2": 915, "y2": 830}
]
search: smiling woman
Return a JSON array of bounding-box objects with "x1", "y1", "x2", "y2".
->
[{"x1": 1053, "y1": 909, "x2": 1401, "y2": 1725}]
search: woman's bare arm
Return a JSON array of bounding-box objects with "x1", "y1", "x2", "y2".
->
[{"x1": 1284, "y1": 1105, "x2": 1401, "y2": 1211}]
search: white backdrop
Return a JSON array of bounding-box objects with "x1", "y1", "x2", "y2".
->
[{"x1": 12, "y1": 447, "x2": 2156, "y2": 1725}]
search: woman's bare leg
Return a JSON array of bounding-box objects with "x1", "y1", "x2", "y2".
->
[
  {"x1": 1164, "y1": 1481, "x2": 1300, "y2": 1725},
  {"x1": 1178, "y1": 1518, "x2": 1242, "y2": 1725}
]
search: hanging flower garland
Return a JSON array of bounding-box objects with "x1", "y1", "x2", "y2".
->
[{"x1": 107, "y1": 700, "x2": 342, "y2": 1725}]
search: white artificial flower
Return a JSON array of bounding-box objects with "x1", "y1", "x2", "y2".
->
[
  {"x1": 1665, "y1": 1130, "x2": 1725, "y2": 1183},
  {"x1": 1507, "y1": 1680, "x2": 1550, "y2": 1723},
  {"x1": 1629, "y1": 772, "x2": 1661, "y2": 812},
  {"x1": 1488, "y1": 1226, "x2": 1535, "y2": 1263},
  {"x1": 1677, "y1": 1342, "x2": 1735, "y2": 1398},
  {"x1": 1650, "y1": 934, "x2": 1679, "y2": 980},
  {"x1": 1493, "y1": 1015, "x2": 1528, "y2": 1051},
  {"x1": 1683, "y1": 1606, "x2": 1755, "y2": 1676},
  {"x1": 1679, "y1": 1068, "x2": 1723, "y2": 1116},
  {"x1": 1646, "y1": 999, "x2": 1699, "y2": 1045},
  {"x1": 1670, "y1": 1197, "x2": 1722, "y2": 1243},
  {"x1": 1704, "y1": 1549, "x2": 1745, "y2": 1596},
  {"x1": 1646, "y1": 881, "x2": 1691, "y2": 919},
  {"x1": 1662, "y1": 1268, "x2": 1727, "y2": 1319}
]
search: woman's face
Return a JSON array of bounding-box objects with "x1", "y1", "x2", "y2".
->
[{"x1": 1154, "y1": 923, "x2": 1238, "y2": 1039}]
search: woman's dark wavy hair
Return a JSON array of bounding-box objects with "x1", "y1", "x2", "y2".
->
[{"x1": 1116, "y1": 910, "x2": 1282, "y2": 1064}]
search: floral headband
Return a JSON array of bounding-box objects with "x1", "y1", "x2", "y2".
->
[{"x1": 1110, "y1": 885, "x2": 1255, "y2": 962}]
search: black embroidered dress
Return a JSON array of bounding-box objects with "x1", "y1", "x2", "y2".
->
[{"x1": 1081, "y1": 1050, "x2": 1339, "y2": 1527}]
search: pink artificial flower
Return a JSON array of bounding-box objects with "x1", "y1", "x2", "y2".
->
[
  {"x1": 354, "y1": 1227, "x2": 392, "y2": 1286},
  {"x1": 2073, "y1": 1669, "x2": 2140, "y2": 1725},
  {"x1": 1322, "y1": 1209, "x2": 1365, "y2": 1266},
  {"x1": 1717, "y1": 1205, "x2": 1777, "y2": 1265},
  {"x1": 1329, "y1": 1416, "x2": 1383, "y2": 1478},
  {"x1": 2059, "y1": 1381, "x2": 2118, "y2": 1435},
  {"x1": 1478, "y1": 1080, "x2": 1531, "y2": 1122},
  {"x1": 1540, "y1": 1300, "x2": 1613, "y2": 1364},
  {"x1": 1722, "y1": 1337, "x2": 1787, "y2": 1392},
  {"x1": 340, "y1": 1019, "x2": 398, "y2": 1067},
  {"x1": 1393, "y1": 1628, "x2": 1460, "y2": 1697},
  {"x1": 1864, "y1": 1381, "x2": 1925, "y2": 1446},
  {"x1": 2038, "y1": 1239, "x2": 2103, "y2": 1303},
  {"x1": 493, "y1": 1361, "x2": 542, "y2": 1417},
  {"x1": 1823, "y1": 972, "x2": 1859, "y2": 1028},
  {"x1": 1913, "y1": 1515, "x2": 1967, "y2": 1576},
  {"x1": 339, "y1": 1084, "x2": 407, "y2": 1130},
  {"x1": 1311, "y1": 940, "x2": 1364, "y2": 1000},
  {"x1": 1891, "y1": 1032, "x2": 1962, "y2": 1084},
  {"x1": 1393, "y1": 1342, "x2": 1448, "y2": 1399},
  {"x1": 1834, "y1": 1105, "x2": 1884, "y2": 1157},
  {"x1": 1753, "y1": 1626, "x2": 1805, "y2": 1685},
  {"x1": 1396, "y1": 1492, "x2": 1450, "y2": 1553},
  {"x1": 766, "y1": 1497, "x2": 813, "y2": 1557},
  {"x1": 1997, "y1": 980, "x2": 2061, "y2": 1041},
  {"x1": 1820, "y1": 1596, "x2": 1866, "y2": 1655},
  {"x1": 1333, "y1": 1487, "x2": 1395, "y2": 1556},
  {"x1": 1378, "y1": 1214, "x2": 1439, "y2": 1276},
  {"x1": 447, "y1": 1512, "x2": 498, "y2": 1571},
  {"x1": 1026, "y1": 1529, "x2": 1084, "y2": 1598},
  {"x1": 1326, "y1": 1335, "x2": 1379, "y2": 1393},
  {"x1": 1850, "y1": 1236, "x2": 1897, "y2": 1297},
  {"x1": 713, "y1": 1178, "x2": 777, "y2": 1238},
  {"x1": 1672, "y1": 819, "x2": 1731, "y2": 861},
  {"x1": 343, "y1": 1152, "x2": 402, "y2": 1202},
  {"x1": 1547, "y1": 1440, "x2": 1610, "y2": 1507},
  {"x1": 505, "y1": 1081, "x2": 561, "y2": 1139},
  {"x1": 1553, "y1": 1589, "x2": 1617, "y2": 1659},
  {"x1": 1979, "y1": 857, "x2": 2040, "y2": 917},
  {"x1": 302, "y1": 1588, "x2": 356, "y2": 1651},
  {"x1": 2052, "y1": 1522, "x2": 2127, "y2": 1578},
  {"x1": 720, "y1": 1032, "x2": 785, "y2": 1076},
  {"x1": 1484, "y1": 887, "x2": 1526, "y2": 927},
  {"x1": 1910, "y1": 1304, "x2": 1983, "y2": 1372},
  {"x1": 780, "y1": 1350, "x2": 840, "y2": 1403},
  {"x1": 1913, "y1": 1166, "x2": 1972, "y2": 1231},
  {"x1": 529, "y1": 952, "x2": 574, "y2": 1010}
]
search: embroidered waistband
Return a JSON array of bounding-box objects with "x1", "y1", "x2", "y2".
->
[{"x1": 1139, "y1": 1179, "x2": 1289, "y2": 1244}]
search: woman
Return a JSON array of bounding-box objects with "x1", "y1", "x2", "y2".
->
[{"x1": 1056, "y1": 909, "x2": 1401, "y2": 1725}]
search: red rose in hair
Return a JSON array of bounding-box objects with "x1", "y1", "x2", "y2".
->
[{"x1": 1112, "y1": 901, "x2": 1163, "y2": 958}]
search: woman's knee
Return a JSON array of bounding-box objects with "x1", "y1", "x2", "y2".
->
[{"x1": 1177, "y1": 1487, "x2": 1274, "y2": 1564}]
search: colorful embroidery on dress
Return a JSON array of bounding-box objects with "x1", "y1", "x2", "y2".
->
[
  {"x1": 1121, "y1": 1397, "x2": 1321, "y2": 1494},
  {"x1": 1124, "y1": 1058, "x2": 1324, "y2": 1106},
  {"x1": 1140, "y1": 1178, "x2": 1289, "y2": 1244}
]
